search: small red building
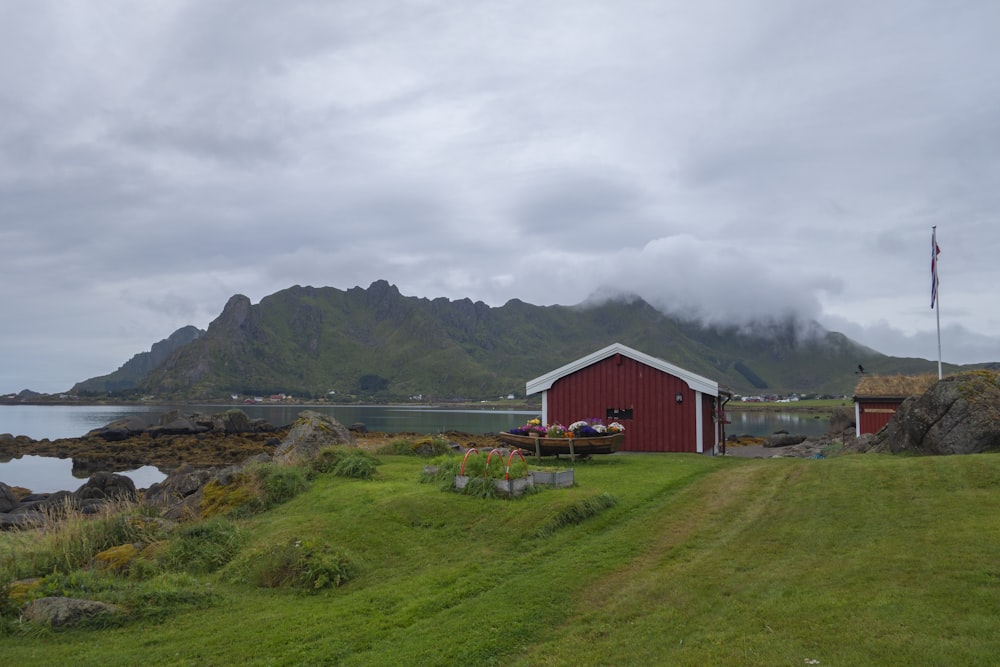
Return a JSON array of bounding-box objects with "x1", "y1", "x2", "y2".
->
[
  {"x1": 526, "y1": 343, "x2": 729, "y2": 454},
  {"x1": 853, "y1": 374, "x2": 938, "y2": 436}
]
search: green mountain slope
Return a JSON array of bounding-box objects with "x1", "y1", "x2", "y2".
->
[
  {"x1": 70, "y1": 326, "x2": 205, "y2": 395},
  {"x1": 117, "y1": 280, "x2": 958, "y2": 401}
]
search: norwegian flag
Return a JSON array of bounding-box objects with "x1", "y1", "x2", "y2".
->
[{"x1": 931, "y1": 228, "x2": 941, "y2": 309}]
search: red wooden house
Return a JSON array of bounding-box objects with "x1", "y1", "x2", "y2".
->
[
  {"x1": 853, "y1": 374, "x2": 938, "y2": 436},
  {"x1": 525, "y1": 343, "x2": 729, "y2": 454}
]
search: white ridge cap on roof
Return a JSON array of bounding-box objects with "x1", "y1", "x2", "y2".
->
[{"x1": 525, "y1": 342, "x2": 719, "y2": 397}]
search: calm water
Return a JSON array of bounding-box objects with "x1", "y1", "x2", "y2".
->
[
  {"x1": 0, "y1": 403, "x2": 539, "y2": 493},
  {"x1": 726, "y1": 410, "x2": 831, "y2": 438},
  {"x1": 0, "y1": 404, "x2": 829, "y2": 493}
]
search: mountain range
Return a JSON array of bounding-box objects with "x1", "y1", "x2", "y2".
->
[{"x1": 71, "y1": 280, "x2": 978, "y2": 400}]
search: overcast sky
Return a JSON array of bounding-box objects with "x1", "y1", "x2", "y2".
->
[{"x1": 2, "y1": 1, "x2": 999, "y2": 394}]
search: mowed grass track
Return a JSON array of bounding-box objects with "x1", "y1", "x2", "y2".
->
[{"x1": 3, "y1": 452, "x2": 1000, "y2": 666}]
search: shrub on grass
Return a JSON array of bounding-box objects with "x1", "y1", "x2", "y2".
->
[
  {"x1": 159, "y1": 518, "x2": 245, "y2": 574},
  {"x1": 309, "y1": 446, "x2": 347, "y2": 475},
  {"x1": 0, "y1": 579, "x2": 22, "y2": 634},
  {"x1": 333, "y1": 452, "x2": 378, "y2": 479},
  {"x1": 462, "y1": 477, "x2": 500, "y2": 499},
  {"x1": 309, "y1": 447, "x2": 380, "y2": 479},
  {"x1": 229, "y1": 538, "x2": 353, "y2": 592},
  {"x1": 420, "y1": 454, "x2": 460, "y2": 487},
  {"x1": 257, "y1": 465, "x2": 310, "y2": 506},
  {"x1": 376, "y1": 437, "x2": 452, "y2": 457},
  {"x1": 506, "y1": 458, "x2": 528, "y2": 480},
  {"x1": 460, "y1": 452, "x2": 508, "y2": 479}
]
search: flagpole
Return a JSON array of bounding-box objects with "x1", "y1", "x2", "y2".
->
[
  {"x1": 932, "y1": 226, "x2": 942, "y2": 379},
  {"x1": 936, "y1": 280, "x2": 942, "y2": 380}
]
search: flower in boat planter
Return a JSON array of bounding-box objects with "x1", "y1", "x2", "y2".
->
[
  {"x1": 508, "y1": 418, "x2": 548, "y2": 437},
  {"x1": 567, "y1": 421, "x2": 599, "y2": 437},
  {"x1": 544, "y1": 424, "x2": 567, "y2": 438},
  {"x1": 607, "y1": 421, "x2": 625, "y2": 433},
  {"x1": 509, "y1": 418, "x2": 623, "y2": 438},
  {"x1": 566, "y1": 419, "x2": 615, "y2": 437}
]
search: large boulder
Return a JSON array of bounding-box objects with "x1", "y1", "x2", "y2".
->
[
  {"x1": 869, "y1": 372, "x2": 1000, "y2": 455},
  {"x1": 75, "y1": 472, "x2": 137, "y2": 502},
  {"x1": 274, "y1": 411, "x2": 355, "y2": 465},
  {"x1": 144, "y1": 464, "x2": 221, "y2": 519},
  {"x1": 212, "y1": 409, "x2": 254, "y2": 433},
  {"x1": 22, "y1": 597, "x2": 123, "y2": 629},
  {"x1": 144, "y1": 453, "x2": 271, "y2": 520}
]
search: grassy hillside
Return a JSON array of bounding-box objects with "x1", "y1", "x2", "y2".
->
[{"x1": 4, "y1": 450, "x2": 1000, "y2": 665}]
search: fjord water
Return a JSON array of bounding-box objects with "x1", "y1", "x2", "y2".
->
[{"x1": 726, "y1": 409, "x2": 831, "y2": 438}]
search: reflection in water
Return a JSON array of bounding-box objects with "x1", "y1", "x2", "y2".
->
[
  {"x1": 726, "y1": 411, "x2": 830, "y2": 437},
  {"x1": 0, "y1": 455, "x2": 166, "y2": 494}
]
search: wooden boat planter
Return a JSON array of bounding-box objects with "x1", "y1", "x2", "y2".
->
[{"x1": 497, "y1": 431, "x2": 625, "y2": 459}]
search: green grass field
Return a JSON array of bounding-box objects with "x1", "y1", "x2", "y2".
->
[{"x1": 3, "y1": 451, "x2": 1000, "y2": 666}]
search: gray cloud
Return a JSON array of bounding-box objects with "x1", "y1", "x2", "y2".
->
[{"x1": 2, "y1": 0, "x2": 1000, "y2": 393}]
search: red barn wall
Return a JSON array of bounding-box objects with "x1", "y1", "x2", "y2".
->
[
  {"x1": 857, "y1": 399, "x2": 903, "y2": 435},
  {"x1": 544, "y1": 354, "x2": 706, "y2": 453}
]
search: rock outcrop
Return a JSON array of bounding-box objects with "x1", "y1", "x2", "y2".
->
[
  {"x1": 274, "y1": 410, "x2": 356, "y2": 465},
  {"x1": 0, "y1": 409, "x2": 283, "y2": 477},
  {"x1": 22, "y1": 596, "x2": 123, "y2": 629},
  {"x1": 86, "y1": 408, "x2": 275, "y2": 441},
  {"x1": 76, "y1": 472, "x2": 137, "y2": 503},
  {"x1": 0, "y1": 410, "x2": 357, "y2": 528},
  {"x1": 867, "y1": 371, "x2": 1000, "y2": 455}
]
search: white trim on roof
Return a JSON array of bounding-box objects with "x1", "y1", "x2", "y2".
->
[{"x1": 525, "y1": 342, "x2": 719, "y2": 397}]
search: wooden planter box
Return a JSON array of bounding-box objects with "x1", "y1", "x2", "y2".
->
[
  {"x1": 453, "y1": 475, "x2": 534, "y2": 497},
  {"x1": 529, "y1": 469, "x2": 575, "y2": 488}
]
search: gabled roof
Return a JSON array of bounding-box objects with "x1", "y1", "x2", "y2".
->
[{"x1": 526, "y1": 342, "x2": 719, "y2": 397}]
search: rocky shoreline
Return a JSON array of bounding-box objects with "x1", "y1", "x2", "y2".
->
[
  {"x1": 0, "y1": 408, "x2": 288, "y2": 474},
  {"x1": 0, "y1": 408, "x2": 293, "y2": 530}
]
